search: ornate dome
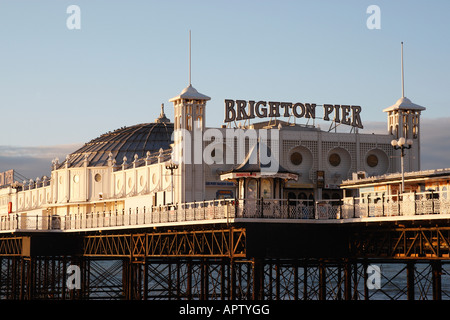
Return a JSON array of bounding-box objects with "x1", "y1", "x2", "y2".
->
[{"x1": 57, "y1": 119, "x2": 174, "y2": 169}]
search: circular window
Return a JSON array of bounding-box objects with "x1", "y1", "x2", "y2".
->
[
  {"x1": 367, "y1": 154, "x2": 379, "y2": 168},
  {"x1": 329, "y1": 153, "x2": 341, "y2": 167},
  {"x1": 94, "y1": 173, "x2": 102, "y2": 182},
  {"x1": 290, "y1": 152, "x2": 303, "y2": 166},
  {"x1": 73, "y1": 175, "x2": 79, "y2": 183},
  {"x1": 128, "y1": 177, "x2": 133, "y2": 188}
]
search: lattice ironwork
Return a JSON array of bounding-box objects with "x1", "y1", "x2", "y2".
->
[
  {"x1": 0, "y1": 236, "x2": 26, "y2": 256},
  {"x1": 88, "y1": 260, "x2": 124, "y2": 299},
  {"x1": 83, "y1": 228, "x2": 246, "y2": 258},
  {"x1": 350, "y1": 226, "x2": 450, "y2": 259},
  {"x1": 84, "y1": 234, "x2": 132, "y2": 257}
]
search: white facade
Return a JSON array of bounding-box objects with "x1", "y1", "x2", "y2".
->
[{"x1": 0, "y1": 83, "x2": 423, "y2": 221}]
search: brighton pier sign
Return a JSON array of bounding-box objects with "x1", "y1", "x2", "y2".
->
[{"x1": 224, "y1": 99, "x2": 363, "y2": 129}]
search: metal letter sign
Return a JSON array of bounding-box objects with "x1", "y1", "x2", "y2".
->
[{"x1": 224, "y1": 99, "x2": 363, "y2": 129}]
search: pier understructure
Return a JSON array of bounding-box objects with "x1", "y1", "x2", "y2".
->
[{"x1": 2, "y1": 192, "x2": 450, "y2": 300}]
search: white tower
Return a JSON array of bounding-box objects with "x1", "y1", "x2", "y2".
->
[
  {"x1": 169, "y1": 31, "x2": 210, "y2": 203},
  {"x1": 383, "y1": 42, "x2": 425, "y2": 172}
]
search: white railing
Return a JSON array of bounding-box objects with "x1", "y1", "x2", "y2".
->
[
  {"x1": 0, "y1": 214, "x2": 60, "y2": 232},
  {"x1": 341, "y1": 190, "x2": 450, "y2": 218},
  {"x1": 61, "y1": 199, "x2": 236, "y2": 230},
  {"x1": 1, "y1": 190, "x2": 450, "y2": 232}
]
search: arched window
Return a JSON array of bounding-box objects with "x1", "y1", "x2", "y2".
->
[
  {"x1": 186, "y1": 115, "x2": 192, "y2": 130},
  {"x1": 196, "y1": 116, "x2": 202, "y2": 129},
  {"x1": 261, "y1": 179, "x2": 272, "y2": 199},
  {"x1": 247, "y1": 179, "x2": 257, "y2": 199}
]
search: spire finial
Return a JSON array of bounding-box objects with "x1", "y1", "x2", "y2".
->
[
  {"x1": 155, "y1": 103, "x2": 170, "y2": 123},
  {"x1": 401, "y1": 41, "x2": 405, "y2": 98}
]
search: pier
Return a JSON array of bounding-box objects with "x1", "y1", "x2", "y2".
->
[{"x1": 2, "y1": 190, "x2": 450, "y2": 300}]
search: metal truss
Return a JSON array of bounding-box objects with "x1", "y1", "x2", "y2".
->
[
  {"x1": 0, "y1": 236, "x2": 27, "y2": 256},
  {"x1": 83, "y1": 228, "x2": 246, "y2": 258},
  {"x1": 350, "y1": 226, "x2": 450, "y2": 259}
]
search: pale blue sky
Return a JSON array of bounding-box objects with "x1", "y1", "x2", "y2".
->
[{"x1": 1, "y1": 0, "x2": 450, "y2": 177}]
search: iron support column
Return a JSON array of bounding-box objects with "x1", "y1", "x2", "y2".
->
[
  {"x1": 344, "y1": 260, "x2": 352, "y2": 300},
  {"x1": 319, "y1": 261, "x2": 326, "y2": 300},
  {"x1": 432, "y1": 261, "x2": 442, "y2": 300},
  {"x1": 407, "y1": 262, "x2": 415, "y2": 301},
  {"x1": 252, "y1": 258, "x2": 264, "y2": 300}
]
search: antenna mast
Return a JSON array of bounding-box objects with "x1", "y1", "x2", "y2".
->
[
  {"x1": 401, "y1": 41, "x2": 405, "y2": 98},
  {"x1": 189, "y1": 30, "x2": 192, "y2": 86}
]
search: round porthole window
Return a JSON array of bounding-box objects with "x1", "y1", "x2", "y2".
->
[
  {"x1": 290, "y1": 152, "x2": 303, "y2": 166},
  {"x1": 94, "y1": 173, "x2": 102, "y2": 182},
  {"x1": 367, "y1": 154, "x2": 379, "y2": 168},
  {"x1": 329, "y1": 153, "x2": 341, "y2": 167}
]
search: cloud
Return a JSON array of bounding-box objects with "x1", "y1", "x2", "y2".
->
[{"x1": 0, "y1": 144, "x2": 82, "y2": 180}]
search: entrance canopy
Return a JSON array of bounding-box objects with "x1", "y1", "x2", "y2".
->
[{"x1": 219, "y1": 142, "x2": 299, "y2": 182}]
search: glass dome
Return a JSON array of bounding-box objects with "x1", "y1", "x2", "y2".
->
[{"x1": 57, "y1": 121, "x2": 174, "y2": 169}]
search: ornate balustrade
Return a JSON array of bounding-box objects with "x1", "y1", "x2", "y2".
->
[{"x1": 1, "y1": 190, "x2": 450, "y2": 232}]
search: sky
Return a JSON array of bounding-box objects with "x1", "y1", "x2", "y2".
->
[{"x1": 0, "y1": 0, "x2": 450, "y2": 179}]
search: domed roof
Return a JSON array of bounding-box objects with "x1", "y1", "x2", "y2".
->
[
  {"x1": 58, "y1": 121, "x2": 174, "y2": 169},
  {"x1": 383, "y1": 96, "x2": 426, "y2": 112}
]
